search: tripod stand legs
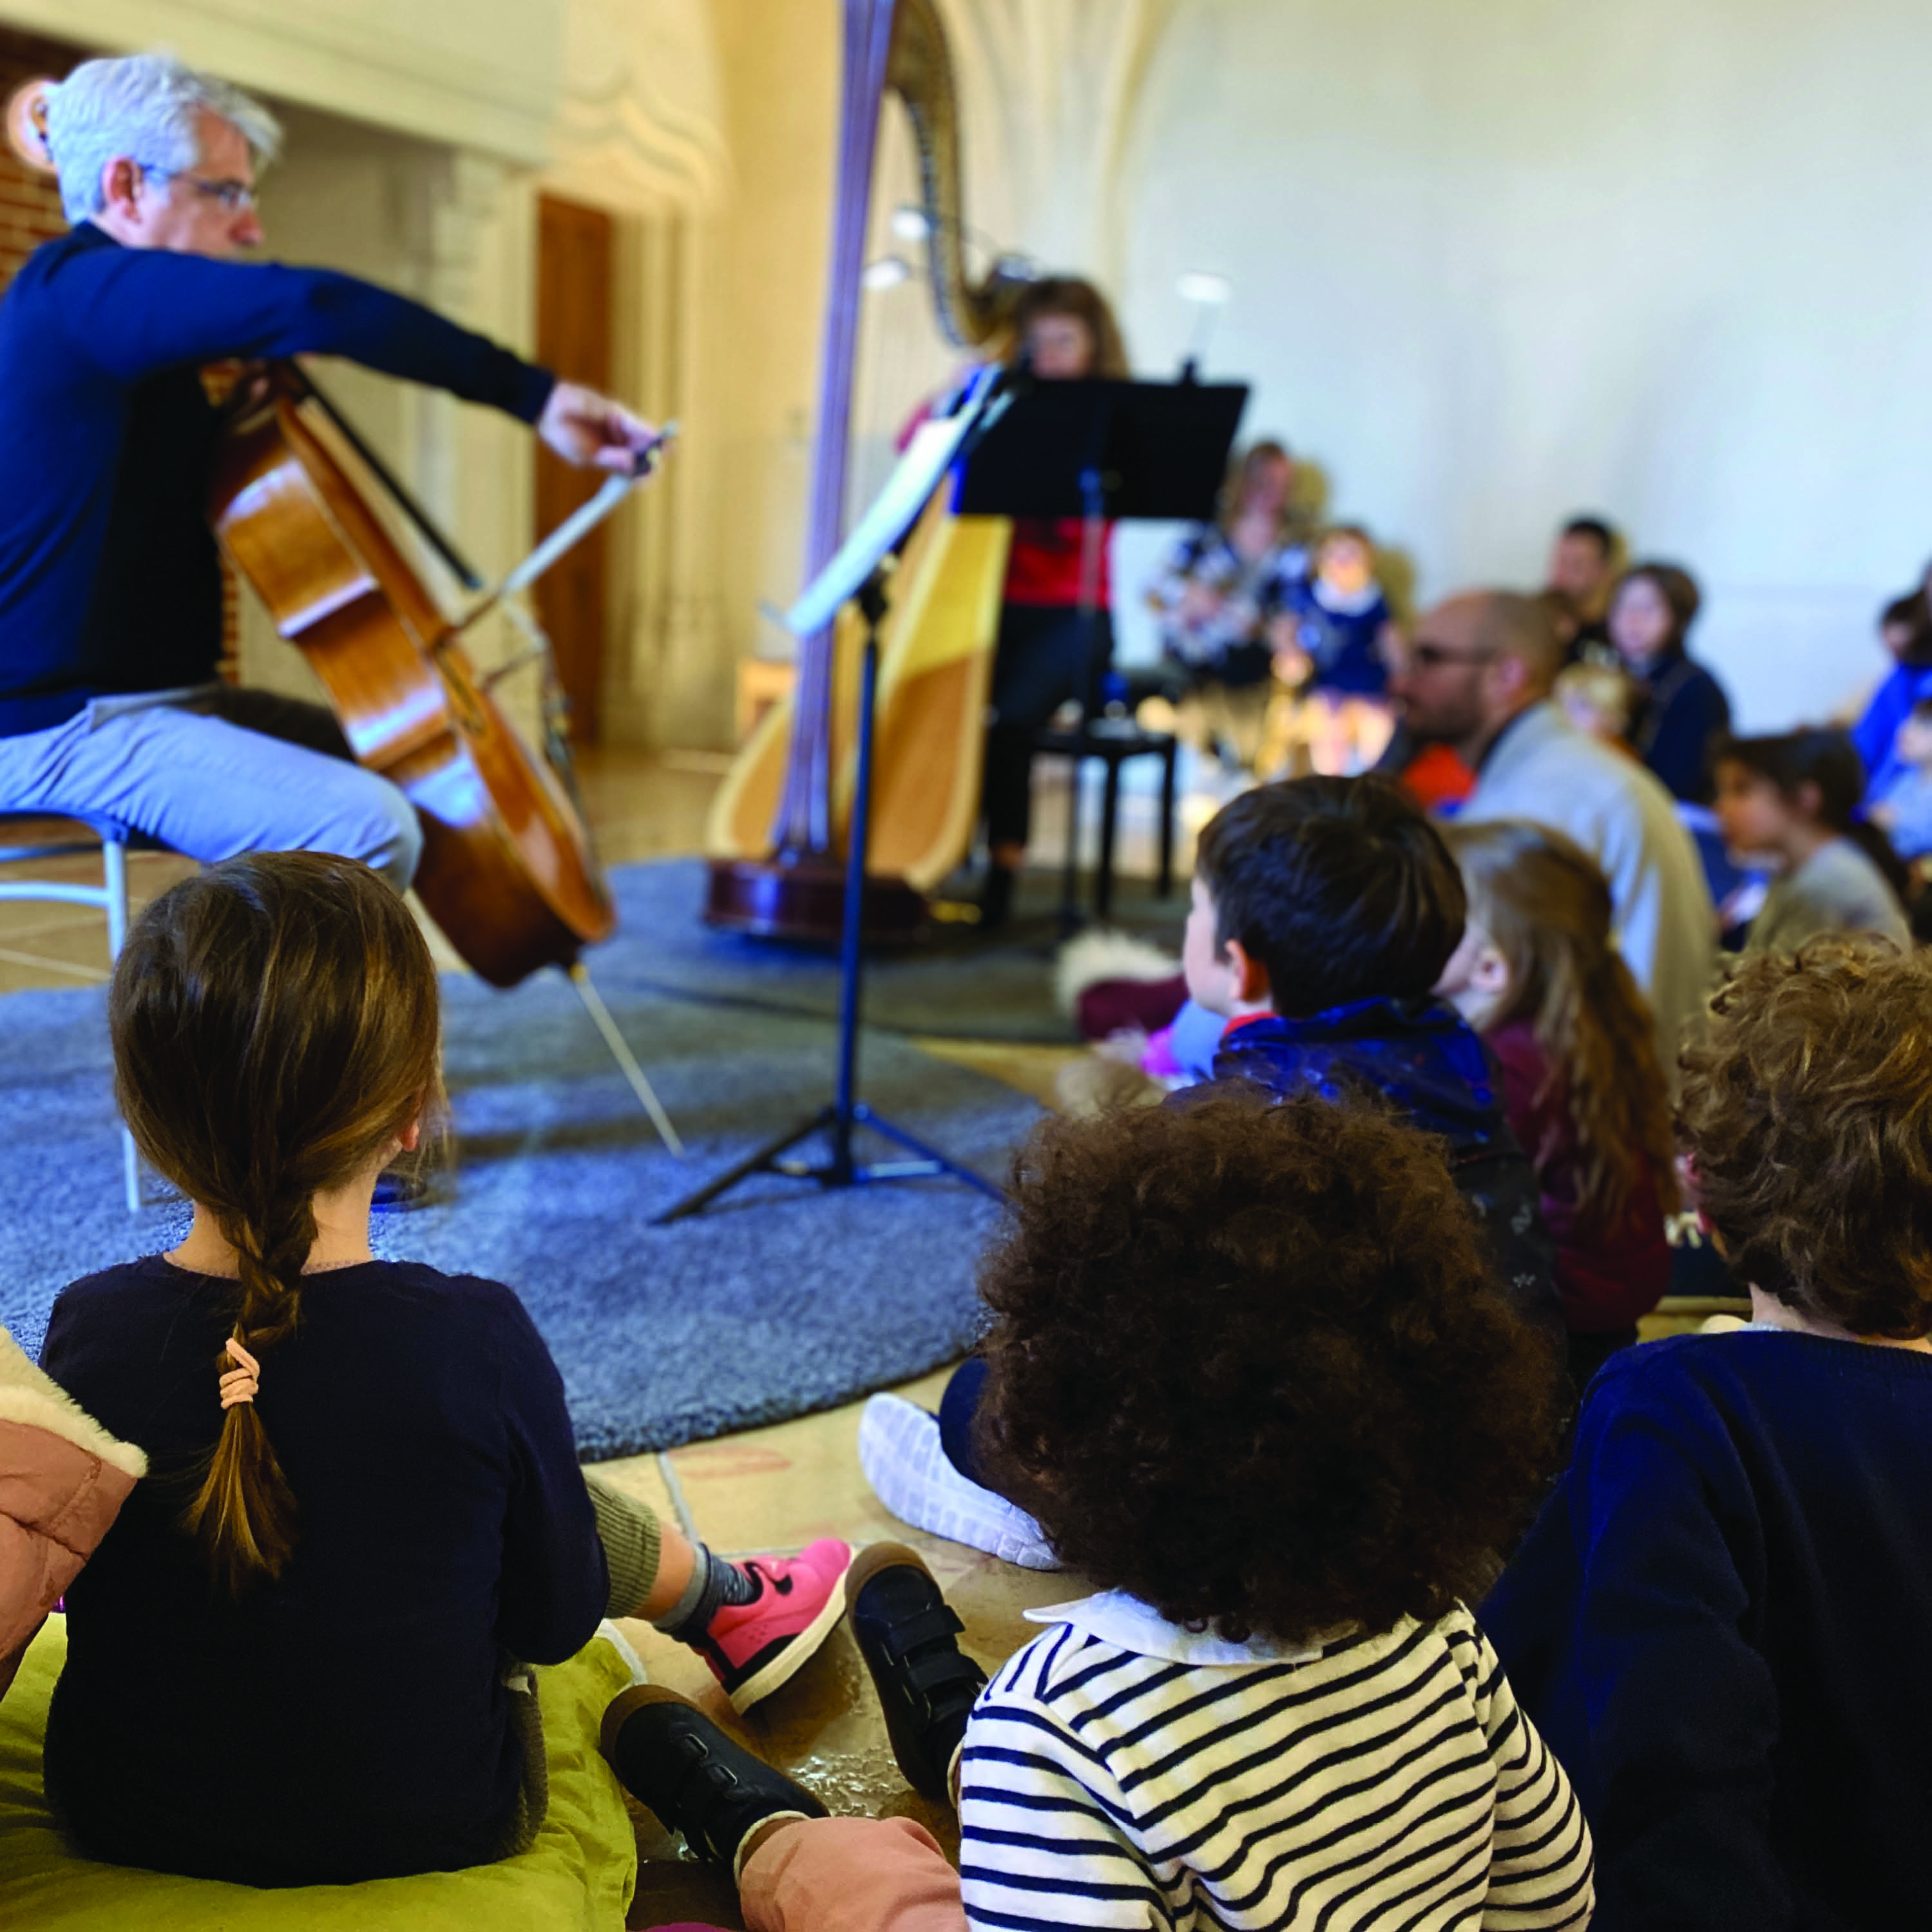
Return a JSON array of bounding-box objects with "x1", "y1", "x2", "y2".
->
[{"x1": 648, "y1": 1100, "x2": 1001, "y2": 1227}]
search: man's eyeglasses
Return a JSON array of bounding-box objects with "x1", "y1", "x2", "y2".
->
[
  {"x1": 139, "y1": 164, "x2": 257, "y2": 214},
  {"x1": 1407, "y1": 642, "x2": 1496, "y2": 671}
]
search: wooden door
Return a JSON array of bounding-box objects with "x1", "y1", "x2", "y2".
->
[{"x1": 534, "y1": 195, "x2": 615, "y2": 743}]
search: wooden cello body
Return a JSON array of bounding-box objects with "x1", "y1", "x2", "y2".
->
[
  {"x1": 703, "y1": 0, "x2": 1020, "y2": 943},
  {"x1": 208, "y1": 367, "x2": 616, "y2": 987}
]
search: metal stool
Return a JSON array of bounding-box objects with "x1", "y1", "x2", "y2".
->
[
  {"x1": 0, "y1": 812, "x2": 152, "y2": 1210},
  {"x1": 1033, "y1": 718, "x2": 1180, "y2": 930}
]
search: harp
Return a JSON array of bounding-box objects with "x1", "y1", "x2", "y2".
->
[{"x1": 703, "y1": 0, "x2": 1024, "y2": 941}]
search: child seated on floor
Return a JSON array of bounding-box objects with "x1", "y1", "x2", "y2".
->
[
  {"x1": 1713, "y1": 729, "x2": 1913, "y2": 953},
  {"x1": 859, "y1": 773, "x2": 1564, "y2": 1571},
  {"x1": 606, "y1": 1091, "x2": 1595, "y2": 1931},
  {"x1": 37, "y1": 852, "x2": 851, "y2": 1888},
  {"x1": 1438, "y1": 819, "x2": 1676, "y2": 1391},
  {"x1": 1482, "y1": 937, "x2": 1932, "y2": 1927}
]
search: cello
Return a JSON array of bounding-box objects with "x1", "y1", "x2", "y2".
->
[
  {"x1": 3, "y1": 73, "x2": 624, "y2": 992},
  {"x1": 5, "y1": 73, "x2": 683, "y2": 1148},
  {"x1": 207, "y1": 363, "x2": 620, "y2": 990},
  {"x1": 702, "y1": 0, "x2": 1024, "y2": 943}
]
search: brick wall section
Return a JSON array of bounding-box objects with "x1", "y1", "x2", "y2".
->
[
  {"x1": 0, "y1": 28, "x2": 241, "y2": 678},
  {"x1": 0, "y1": 28, "x2": 84, "y2": 291}
]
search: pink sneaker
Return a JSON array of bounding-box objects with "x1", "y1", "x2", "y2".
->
[{"x1": 693, "y1": 1538, "x2": 854, "y2": 1713}]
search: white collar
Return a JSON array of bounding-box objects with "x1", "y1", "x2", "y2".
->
[{"x1": 1023, "y1": 1589, "x2": 1329, "y2": 1667}]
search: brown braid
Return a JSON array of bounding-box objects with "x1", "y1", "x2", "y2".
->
[
  {"x1": 110, "y1": 852, "x2": 442, "y2": 1595},
  {"x1": 1444, "y1": 819, "x2": 1679, "y2": 1237}
]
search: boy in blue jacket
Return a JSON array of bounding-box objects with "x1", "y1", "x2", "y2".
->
[
  {"x1": 1483, "y1": 937, "x2": 1932, "y2": 1929},
  {"x1": 1191, "y1": 774, "x2": 1564, "y2": 1344}
]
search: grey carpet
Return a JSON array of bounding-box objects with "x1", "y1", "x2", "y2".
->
[
  {"x1": 598, "y1": 856, "x2": 1185, "y2": 1043},
  {"x1": 0, "y1": 970, "x2": 1038, "y2": 1459}
]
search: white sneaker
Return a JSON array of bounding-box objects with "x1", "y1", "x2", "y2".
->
[{"x1": 858, "y1": 1393, "x2": 1061, "y2": 1571}]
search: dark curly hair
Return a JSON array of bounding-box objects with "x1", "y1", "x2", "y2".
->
[
  {"x1": 973, "y1": 1089, "x2": 1560, "y2": 1645},
  {"x1": 1679, "y1": 938, "x2": 1932, "y2": 1339},
  {"x1": 1194, "y1": 774, "x2": 1466, "y2": 1017}
]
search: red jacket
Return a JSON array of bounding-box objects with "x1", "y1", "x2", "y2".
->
[
  {"x1": 0, "y1": 1327, "x2": 144, "y2": 1702},
  {"x1": 1486, "y1": 1019, "x2": 1671, "y2": 1334}
]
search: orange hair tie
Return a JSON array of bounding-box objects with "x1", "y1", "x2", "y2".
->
[{"x1": 218, "y1": 1337, "x2": 262, "y2": 1411}]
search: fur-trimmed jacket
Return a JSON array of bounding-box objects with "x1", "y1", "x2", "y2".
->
[{"x1": 0, "y1": 1326, "x2": 144, "y2": 1701}]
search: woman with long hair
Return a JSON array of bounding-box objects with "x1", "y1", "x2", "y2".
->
[
  {"x1": 977, "y1": 274, "x2": 1131, "y2": 924},
  {"x1": 1607, "y1": 560, "x2": 1731, "y2": 803}
]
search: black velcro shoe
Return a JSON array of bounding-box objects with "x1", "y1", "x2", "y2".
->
[
  {"x1": 599, "y1": 1685, "x2": 827, "y2": 1868},
  {"x1": 845, "y1": 1542, "x2": 989, "y2": 1804}
]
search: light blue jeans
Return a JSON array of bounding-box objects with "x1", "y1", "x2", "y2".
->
[{"x1": 0, "y1": 685, "x2": 421, "y2": 891}]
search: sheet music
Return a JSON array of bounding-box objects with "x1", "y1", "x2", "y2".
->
[{"x1": 781, "y1": 394, "x2": 986, "y2": 638}]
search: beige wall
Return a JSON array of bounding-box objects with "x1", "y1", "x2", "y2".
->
[
  {"x1": 24, "y1": 0, "x2": 1917, "y2": 743},
  {"x1": 0, "y1": 0, "x2": 558, "y2": 159},
  {"x1": 1117, "y1": 0, "x2": 1932, "y2": 726}
]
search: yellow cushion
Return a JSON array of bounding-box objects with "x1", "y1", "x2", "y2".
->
[{"x1": 0, "y1": 1617, "x2": 638, "y2": 1930}]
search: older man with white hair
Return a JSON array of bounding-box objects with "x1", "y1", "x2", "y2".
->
[{"x1": 0, "y1": 53, "x2": 656, "y2": 890}]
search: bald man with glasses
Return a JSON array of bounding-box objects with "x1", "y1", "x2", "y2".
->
[
  {"x1": 1389, "y1": 590, "x2": 1715, "y2": 1086},
  {"x1": 0, "y1": 52, "x2": 656, "y2": 893}
]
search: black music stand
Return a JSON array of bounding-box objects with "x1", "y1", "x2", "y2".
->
[
  {"x1": 953, "y1": 378, "x2": 1247, "y2": 924},
  {"x1": 651, "y1": 387, "x2": 1011, "y2": 1225}
]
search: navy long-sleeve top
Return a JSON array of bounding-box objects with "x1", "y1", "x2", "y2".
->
[
  {"x1": 0, "y1": 222, "x2": 554, "y2": 738},
  {"x1": 1630, "y1": 649, "x2": 1731, "y2": 804},
  {"x1": 38, "y1": 1255, "x2": 607, "y2": 1886},
  {"x1": 1481, "y1": 1330, "x2": 1932, "y2": 1929}
]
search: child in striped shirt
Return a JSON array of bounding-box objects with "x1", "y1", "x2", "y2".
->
[{"x1": 609, "y1": 1091, "x2": 1594, "y2": 1930}]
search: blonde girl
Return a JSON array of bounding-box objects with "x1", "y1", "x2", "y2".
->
[{"x1": 1437, "y1": 819, "x2": 1677, "y2": 1388}]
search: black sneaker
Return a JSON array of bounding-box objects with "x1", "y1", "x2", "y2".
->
[
  {"x1": 599, "y1": 1685, "x2": 827, "y2": 1866},
  {"x1": 845, "y1": 1542, "x2": 988, "y2": 1804}
]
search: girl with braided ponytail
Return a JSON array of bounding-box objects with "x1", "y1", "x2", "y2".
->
[
  {"x1": 1436, "y1": 819, "x2": 1678, "y2": 1391},
  {"x1": 35, "y1": 852, "x2": 851, "y2": 1887}
]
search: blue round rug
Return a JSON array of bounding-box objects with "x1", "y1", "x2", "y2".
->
[{"x1": 0, "y1": 966, "x2": 1035, "y2": 1459}]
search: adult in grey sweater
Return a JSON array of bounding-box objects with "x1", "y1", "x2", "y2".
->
[{"x1": 1390, "y1": 591, "x2": 1716, "y2": 1083}]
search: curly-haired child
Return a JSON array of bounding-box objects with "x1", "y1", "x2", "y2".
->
[
  {"x1": 1438, "y1": 819, "x2": 1677, "y2": 1389},
  {"x1": 602, "y1": 1089, "x2": 1595, "y2": 1929},
  {"x1": 1483, "y1": 937, "x2": 1932, "y2": 1927}
]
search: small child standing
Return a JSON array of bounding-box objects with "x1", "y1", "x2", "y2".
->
[
  {"x1": 1712, "y1": 730, "x2": 1912, "y2": 953},
  {"x1": 608, "y1": 1091, "x2": 1596, "y2": 1929},
  {"x1": 1266, "y1": 525, "x2": 1395, "y2": 774},
  {"x1": 1437, "y1": 820, "x2": 1676, "y2": 1389},
  {"x1": 38, "y1": 853, "x2": 851, "y2": 1887},
  {"x1": 1483, "y1": 939, "x2": 1932, "y2": 1926}
]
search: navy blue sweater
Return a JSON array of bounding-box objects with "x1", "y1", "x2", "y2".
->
[
  {"x1": 0, "y1": 223, "x2": 554, "y2": 738},
  {"x1": 39, "y1": 1255, "x2": 606, "y2": 1886},
  {"x1": 1631, "y1": 649, "x2": 1731, "y2": 805},
  {"x1": 1213, "y1": 997, "x2": 1564, "y2": 1343},
  {"x1": 1482, "y1": 1330, "x2": 1932, "y2": 1929}
]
